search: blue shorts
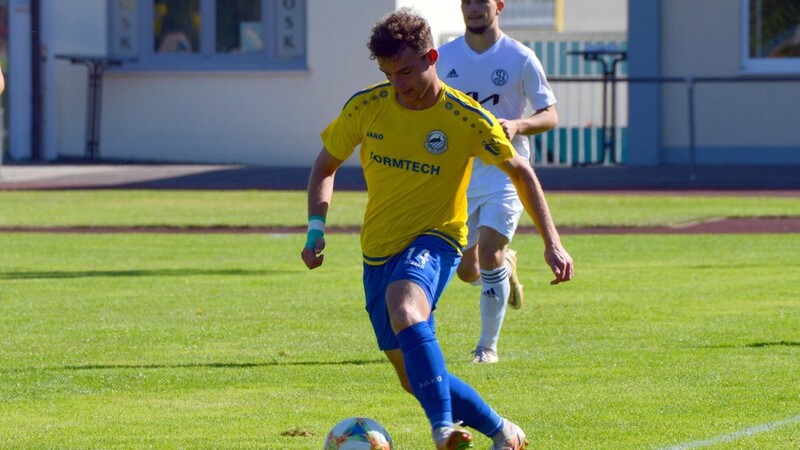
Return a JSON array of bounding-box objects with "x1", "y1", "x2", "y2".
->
[{"x1": 363, "y1": 234, "x2": 461, "y2": 351}]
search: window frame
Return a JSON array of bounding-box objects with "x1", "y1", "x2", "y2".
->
[
  {"x1": 740, "y1": 0, "x2": 800, "y2": 74},
  {"x1": 110, "y1": 0, "x2": 307, "y2": 72}
]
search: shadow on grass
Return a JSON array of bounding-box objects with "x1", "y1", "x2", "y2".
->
[
  {"x1": 0, "y1": 268, "x2": 280, "y2": 280},
  {"x1": 58, "y1": 359, "x2": 388, "y2": 371},
  {"x1": 698, "y1": 341, "x2": 800, "y2": 349},
  {"x1": 746, "y1": 341, "x2": 800, "y2": 348},
  {"x1": 3, "y1": 359, "x2": 389, "y2": 374}
]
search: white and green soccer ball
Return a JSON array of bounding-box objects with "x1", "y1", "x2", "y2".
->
[{"x1": 323, "y1": 417, "x2": 393, "y2": 450}]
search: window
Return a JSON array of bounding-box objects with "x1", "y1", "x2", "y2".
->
[
  {"x1": 109, "y1": 0, "x2": 306, "y2": 70},
  {"x1": 215, "y1": 0, "x2": 263, "y2": 54},
  {"x1": 742, "y1": 0, "x2": 800, "y2": 73},
  {"x1": 154, "y1": 0, "x2": 199, "y2": 53}
]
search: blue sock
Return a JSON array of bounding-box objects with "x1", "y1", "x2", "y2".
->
[
  {"x1": 450, "y1": 374, "x2": 504, "y2": 437},
  {"x1": 396, "y1": 321, "x2": 452, "y2": 429}
]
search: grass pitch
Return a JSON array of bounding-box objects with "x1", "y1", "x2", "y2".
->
[
  {"x1": 0, "y1": 190, "x2": 798, "y2": 448},
  {"x1": 0, "y1": 190, "x2": 799, "y2": 228}
]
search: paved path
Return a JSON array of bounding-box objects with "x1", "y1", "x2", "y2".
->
[{"x1": 1, "y1": 163, "x2": 798, "y2": 191}]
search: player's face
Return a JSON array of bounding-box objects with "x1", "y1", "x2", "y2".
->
[
  {"x1": 461, "y1": 0, "x2": 503, "y2": 34},
  {"x1": 378, "y1": 47, "x2": 440, "y2": 110}
]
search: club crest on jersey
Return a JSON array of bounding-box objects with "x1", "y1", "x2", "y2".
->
[
  {"x1": 424, "y1": 130, "x2": 448, "y2": 155},
  {"x1": 492, "y1": 69, "x2": 509, "y2": 86}
]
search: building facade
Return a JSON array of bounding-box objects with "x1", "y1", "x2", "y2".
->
[
  {"x1": 628, "y1": 0, "x2": 800, "y2": 165},
  {"x1": 9, "y1": 0, "x2": 396, "y2": 166},
  {"x1": 5, "y1": 1, "x2": 799, "y2": 167}
]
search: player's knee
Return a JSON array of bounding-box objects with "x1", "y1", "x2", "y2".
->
[{"x1": 478, "y1": 245, "x2": 504, "y2": 269}]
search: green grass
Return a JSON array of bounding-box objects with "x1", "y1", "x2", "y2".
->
[
  {"x1": 1, "y1": 190, "x2": 799, "y2": 448},
  {"x1": 0, "y1": 190, "x2": 798, "y2": 228},
  {"x1": 1, "y1": 228, "x2": 799, "y2": 448}
]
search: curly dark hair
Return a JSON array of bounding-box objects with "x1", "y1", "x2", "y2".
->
[{"x1": 368, "y1": 7, "x2": 433, "y2": 60}]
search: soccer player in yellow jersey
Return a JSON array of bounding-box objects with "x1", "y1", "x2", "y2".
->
[{"x1": 301, "y1": 8, "x2": 573, "y2": 450}]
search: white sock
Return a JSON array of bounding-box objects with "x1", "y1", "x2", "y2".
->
[{"x1": 477, "y1": 265, "x2": 510, "y2": 351}]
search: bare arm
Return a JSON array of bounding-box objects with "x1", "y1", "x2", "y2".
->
[
  {"x1": 301, "y1": 147, "x2": 344, "y2": 270},
  {"x1": 497, "y1": 153, "x2": 574, "y2": 284},
  {"x1": 498, "y1": 104, "x2": 558, "y2": 141}
]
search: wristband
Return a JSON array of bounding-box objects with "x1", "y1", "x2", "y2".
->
[
  {"x1": 305, "y1": 215, "x2": 326, "y2": 250},
  {"x1": 308, "y1": 215, "x2": 326, "y2": 232}
]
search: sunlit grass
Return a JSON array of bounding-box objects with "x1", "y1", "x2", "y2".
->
[
  {"x1": 1, "y1": 232, "x2": 798, "y2": 448},
  {"x1": 0, "y1": 190, "x2": 797, "y2": 228}
]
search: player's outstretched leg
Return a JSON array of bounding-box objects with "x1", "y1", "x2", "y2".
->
[
  {"x1": 446, "y1": 374, "x2": 529, "y2": 448},
  {"x1": 506, "y1": 249, "x2": 524, "y2": 309},
  {"x1": 396, "y1": 321, "x2": 476, "y2": 449}
]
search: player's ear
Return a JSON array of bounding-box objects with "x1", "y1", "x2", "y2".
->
[
  {"x1": 425, "y1": 48, "x2": 439, "y2": 65},
  {"x1": 496, "y1": 0, "x2": 505, "y2": 14}
]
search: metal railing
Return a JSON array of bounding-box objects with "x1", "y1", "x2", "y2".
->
[
  {"x1": 526, "y1": 39, "x2": 800, "y2": 171},
  {"x1": 625, "y1": 75, "x2": 800, "y2": 173},
  {"x1": 525, "y1": 38, "x2": 628, "y2": 167}
]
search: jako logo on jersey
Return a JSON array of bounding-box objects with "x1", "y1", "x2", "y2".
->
[
  {"x1": 482, "y1": 139, "x2": 501, "y2": 156},
  {"x1": 492, "y1": 69, "x2": 509, "y2": 86},
  {"x1": 367, "y1": 131, "x2": 384, "y2": 140},
  {"x1": 424, "y1": 130, "x2": 448, "y2": 155}
]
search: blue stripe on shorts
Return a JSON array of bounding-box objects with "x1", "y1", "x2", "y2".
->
[{"x1": 362, "y1": 234, "x2": 461, "y2": 351}]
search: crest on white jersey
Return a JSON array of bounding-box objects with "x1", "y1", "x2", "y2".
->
[{"x1": 491, "y1": 69, "x2": 509, "y2": 86}]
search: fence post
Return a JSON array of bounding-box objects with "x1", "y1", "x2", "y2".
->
[{"x1": 685, "y1": 76, "x2": 696, "y2": 185}]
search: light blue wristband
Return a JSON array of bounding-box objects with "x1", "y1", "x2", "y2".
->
[
  {"x1": 305, "y1": 215, "x2": 325, "y2": 250},
  {"x1": 305, "y1": 229, "x2": 324, "y2": 250}
]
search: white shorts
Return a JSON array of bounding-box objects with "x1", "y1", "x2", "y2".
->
[{"x1": 465, "y1": 190, "x2": 524, "y2": 250}]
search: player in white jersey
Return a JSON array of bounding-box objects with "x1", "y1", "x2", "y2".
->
[{"x1": 437, "y1": 0, "x2": 559, "y2": 364}]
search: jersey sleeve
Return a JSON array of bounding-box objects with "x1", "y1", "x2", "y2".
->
[
  {"x1": 523, "y1": 51, "x2": 557, "y2": 111},
  {"x1": 474, "y1": 122, "x2": 517, "y2": 166},
  {"x1": 445, "y1": 86, "x2": 517, "y2": 166},
  {"x1": 320, "y1": 103, "x2": 362, "y2": 161}
]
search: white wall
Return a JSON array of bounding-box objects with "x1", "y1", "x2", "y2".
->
[
  {"x1": 659, "y1": 0, "x2": 800, "y2": 151},
  {"x1": 47, "y1": 0, "x2": 108, "y2": 160},
  {"x1": 52, "y1": 1, "x2": 395, "y2": 166},
  {"x1": 42, "y1": 1, "x2": 106, "y2": 160},
  {"x1": 42, "y1": 0, "x2": 632, "y2": 166},
  {"x1": 402, "y1": 0, "x2": 629, "y2": 39},
  {"x1": 562, "y1": 0, "x2": 627, "y2": 33},
  {"x1": 396, "y1": 0, "x2": 463, "y2": 45}
]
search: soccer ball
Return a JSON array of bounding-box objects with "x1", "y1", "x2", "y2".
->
[{"x1": 323, "y1": 417, "x2": 393, "y2": 450}]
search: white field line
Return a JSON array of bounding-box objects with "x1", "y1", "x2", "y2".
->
[{"x1": 659, "y1": 412, "x2": 800, "y2": 449}]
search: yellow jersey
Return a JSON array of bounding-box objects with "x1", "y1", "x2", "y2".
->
[{"x1": 321, "y1": 81, "x2": 515, "y2": 264}]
